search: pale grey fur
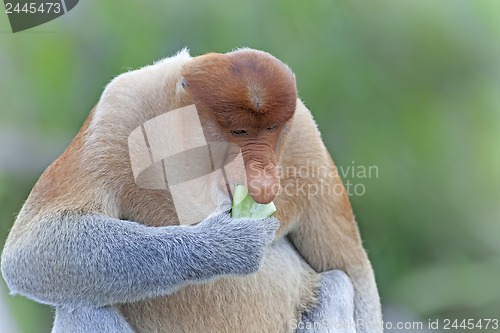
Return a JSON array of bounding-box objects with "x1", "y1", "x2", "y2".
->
[
  {"x1": 297, "y1": 270, "x2": 356, "y2": 333},
  {"x1": 52, "y1": 306, "x2": 135, "y2": 333},
  {"x1": 1, "y1": 212, "x2": 278, "y2": 307},
  {"x1": 1, "y1": 211, "x2": 356, "y2": 332}
]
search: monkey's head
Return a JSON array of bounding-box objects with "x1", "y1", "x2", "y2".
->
[{"x1": 181, "y1": 49, "x2": 297, "y2": 204}]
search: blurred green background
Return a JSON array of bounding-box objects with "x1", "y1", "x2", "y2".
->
[{"x1": 1, "y1": 0, "x2": 499, "y2": 332}]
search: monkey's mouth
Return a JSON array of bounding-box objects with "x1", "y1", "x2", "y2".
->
[
  {"x1": 210, "y1": 144, "x2": 280, "y2": 205},
  {"x1": 231, "y1": 184, "x2": 277, "y2": 218}
]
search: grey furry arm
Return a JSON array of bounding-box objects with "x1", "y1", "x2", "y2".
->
[
  {"x1": 297, "y1": 270, "x2": 356, "y2": 333},
  {"x1": 1, "y1": 212, "x2": 277, "y2": 308}
]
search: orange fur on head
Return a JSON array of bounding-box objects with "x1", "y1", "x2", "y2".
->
[{"x1": 181, "y1": 49, "x2": 297, "y2": 130}]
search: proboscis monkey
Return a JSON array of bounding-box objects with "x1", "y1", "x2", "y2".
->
[{"x1": 1, "y1": 49, "x2": 382, "y2": 333}]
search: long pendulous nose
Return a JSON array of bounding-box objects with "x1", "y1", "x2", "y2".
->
[{"x1": 242, "y1": 149, "x2": 280, "y2": 204}]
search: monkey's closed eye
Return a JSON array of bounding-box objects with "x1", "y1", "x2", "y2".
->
[
  {"x1": 267, "y1": 125, "x2": 278, "y2": 131},
  {"x1": 231, "y1": 130, "x2": 248, "y2": 136}
]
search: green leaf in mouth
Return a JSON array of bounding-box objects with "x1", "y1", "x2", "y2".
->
[{"x1": 231, "y1": 184, "x2": 277, "y2": 219}]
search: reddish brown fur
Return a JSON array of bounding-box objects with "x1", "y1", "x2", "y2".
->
[
  {"x1": 182, "y1": 49, "x2": 298, "y2": 204},
  {"x1": 28, "y1": 107, "x2": 95, "y2": 213},
  {"x1": 182, "y1": 49, "x2": 296, "y2": 131}
]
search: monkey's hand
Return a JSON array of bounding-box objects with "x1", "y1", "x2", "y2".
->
[
  {"x1": 297, "y1": 270, "x2": 356, "y2": 333},
  {"x1": 1, "y1": 211, "x2": 278, "y2": 309},
  {"x1": 195, "y1": 212, "x2": 279, "y2": 276}
]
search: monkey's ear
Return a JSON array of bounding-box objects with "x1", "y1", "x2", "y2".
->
[{"x1": 176, "y1": 77, "x2": 189, "y2": 94}]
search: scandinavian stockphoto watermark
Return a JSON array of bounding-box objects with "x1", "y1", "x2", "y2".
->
[
  {"x1": 127, "y1": 104, "x2": 379, "y2": 224},
  {"x1": 3, "y1": 0, "x2": 79, "y2": 32},
  {"x1": 127, "y1": 104, "x2": 245, "y2": 225},
  {"x1": 290, "y1": 318, "x2": 500, "y2": 331},
  {"x1": 276, "y1": 160, "x2": 378, "y2": 199}
]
